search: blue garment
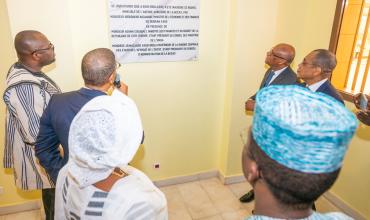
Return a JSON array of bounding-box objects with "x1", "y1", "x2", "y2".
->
[
  {"x1": 253, "y1": 85, "x2": 357, "y2": 173},
  {"x1": 316, "y1": 80, "x2": 344, "y2": 105},
  {"x1": 35, "y1": 88, "x2": 106, "y2": 182},
  {"x1": 262, "y1": 71, "x2": 275, "y2": 87},
  {"x1": 250, "y1": 66, "x2": 298, "y2": 100}
]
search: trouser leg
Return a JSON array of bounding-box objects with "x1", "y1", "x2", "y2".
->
[{"x1": 42, "y1": 188, "x2": 55, "y2": 220}]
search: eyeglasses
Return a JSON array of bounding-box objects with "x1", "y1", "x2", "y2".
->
[
  {"x1": 31, "y1": 42, "x2": 54, "y2": 55},
  {"x1": 300, "y1": 61, "x2": 317, "y2": 67},
  {"x1": 268, "y1": 49, "x2": 289, "y2": 61},
  {"x1": 116, "y1": 62, "x2": 121, "y2": 69}
]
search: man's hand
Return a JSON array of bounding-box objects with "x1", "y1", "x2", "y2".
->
[
  {"x1": 353, "y1": 93, "x2": 362, "y2": 109},
  {"x1": 353, "y1": 93, "x2": 370, "y2": 110},
  {"x1": 356, "y1": 110, "x2": 370, "y2": 126},
  {"x1": 245, "y1": 99, "x2": 256, "y2": 111},
  {"x1": 118, "y1": 82, "x2": 128, "y2": 95}
]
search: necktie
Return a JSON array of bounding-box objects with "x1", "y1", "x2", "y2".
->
[{"x1": 263, "y1": 71, "x2": 275, "y2": 87}]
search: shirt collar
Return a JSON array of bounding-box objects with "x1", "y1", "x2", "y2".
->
[
  {"x1": 268, "y1": 66, "x2": 288, "y2": 84},
  {"x1": 307, "y1": 78, "x2": 328, "y2": 92},
  {"x1": 271, "y1": 66, "x2": 288, "y2": 76}
]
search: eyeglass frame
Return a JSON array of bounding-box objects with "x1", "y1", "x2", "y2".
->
[
  {"x1": 268, "y1": 49, "x2": 289, "y2": 61},
  {"x1": 300, "y1": 60, "x2": 333, "y2": 74},
  {"x1": 116, "y1": 62, "x2": 121, "y2": 69},
  {"x1": 300, "y1": 61, "x2": 317, "y2": 67},
  {"x1": 31, "y1": 42, "x2": 54, "y2": 55}
]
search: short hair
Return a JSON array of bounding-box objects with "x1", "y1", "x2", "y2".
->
[
  {"x1": 311, "y1": 49, "x2": 337, "y2": 73},
  {"x1": 81, "y1": 48, "x2": 116, "y2": 86},
  {"x1": 14, "y1": 30, "x2": 43, "y2": 55},
  {"x1": 247, "y1": 134, "x2": 340, "y2": 209}
]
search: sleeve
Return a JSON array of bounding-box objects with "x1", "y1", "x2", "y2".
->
[
  {"x1": 249, "y1": 93, "x2": 257, "y2": 101},
  {"x1": 3, "y1": 112, "x2": 15, "y2": 168},
  {"x1": 4, "y1": 84, "x2": 45, "y2": 145},
  {"x1": 35, "y1": 96, "x2": 63, "y2": 183},
  {"x1": 250, "y1": 71, "x2": 269, "y2": 100},
  {"x1": 123, "y1": 202, "x2": 157, "y2": 220}
]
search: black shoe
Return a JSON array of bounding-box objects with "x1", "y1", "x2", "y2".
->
[{"x1": 239, "y1": 190, "x2": 254, "y2": 203}]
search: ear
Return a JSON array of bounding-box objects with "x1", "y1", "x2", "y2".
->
[
  {"x1": 108, "y1": 72, "x2": 116, "y2": 84},
  {"x1": 246, "y1": 161, "x2": 260, "y2": 184},
  {"x1": 31, "y1": 53, "x2": 41, "y2": 61},
  {"x1": 312, "y1": 66, "x2": 323, "y2": 77},
  {"x1": 279, "y1": 59, "x2": 288, "y2": 65}
]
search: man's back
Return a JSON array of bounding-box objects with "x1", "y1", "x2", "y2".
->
[
  {"x1": 316, "y1": 80, "x2": 344, "y2": 104},
  {"x1": 36, "y1": 88, "x2": 105, "y2": 182},
  {"x1": 55, "y1": 165, "x2": 168, "y2": 220}
]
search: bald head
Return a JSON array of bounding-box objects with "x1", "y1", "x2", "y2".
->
[
  {"x1": 15, "y1": 30, "x2": 47, "y2": 56},
  {"x1": 273, "y1": 43, "x2": 295, "y2": 64},
  {"x1": 81, "y1": 48, "x2": 116, "y2": 86}
]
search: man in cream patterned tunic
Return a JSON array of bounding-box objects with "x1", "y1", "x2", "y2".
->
[{"x1": 3, "y1": 30, "x2": 61, "y2": 220}]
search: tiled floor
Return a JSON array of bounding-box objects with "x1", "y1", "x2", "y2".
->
[{"x1": 0, "y1": 178, "x2": 341, "y2": 220}]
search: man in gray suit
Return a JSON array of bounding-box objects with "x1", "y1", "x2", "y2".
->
[
  {"x1": 241, "y1": 43, "x2": 298, "y2": 203},
  {"x1": 245, "y1": 43, "x2": 298, "y2": 111}
]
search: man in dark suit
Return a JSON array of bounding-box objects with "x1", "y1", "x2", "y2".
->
[
  {"x1": 245, "y1": 43, "x2": 298, "y2": 111},
  {"x1": 241, "y1": 43, "x2": 298, "y2": 203},
  {"x1": 35, "y1": 48, "x2": 128, "y2": 183},
  {"x1": 297, "y1": 49, "x2": 344, "y2": 105}
]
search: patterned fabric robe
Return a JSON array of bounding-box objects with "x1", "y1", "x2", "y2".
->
[{"x1": 3, "y1": 63, "x2": 61, "y2": 190}]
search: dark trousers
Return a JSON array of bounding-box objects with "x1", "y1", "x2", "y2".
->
[{"x1": 42, "y1": 188, "x2": 55, "y2": 220}]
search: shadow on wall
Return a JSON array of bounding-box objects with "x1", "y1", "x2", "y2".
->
[{"x1": 130, "y1": 144, "x2": 146, "y2": 169}]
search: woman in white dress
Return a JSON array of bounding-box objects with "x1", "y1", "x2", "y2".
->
[{"x1": 54, "y1": 90, "x2": 168, "y2": 220}]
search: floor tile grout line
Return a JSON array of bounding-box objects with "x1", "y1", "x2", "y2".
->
[
  {"x1": 198, "y1": 179, "x2": 223, "y2": 219},
  {"x1": 173, "y1": 183, "x2": 195, "y2": 220}
]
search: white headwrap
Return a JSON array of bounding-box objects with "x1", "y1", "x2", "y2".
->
[{"x1": 68, "y1": 89, "x2": 143, "y2": 188}]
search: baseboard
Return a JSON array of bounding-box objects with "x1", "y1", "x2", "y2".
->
[
  {"x1": 153, "y1": 170, "x2": 219, "y2": 187},
  {"x1": 0, "y1": 199, "x2": 41, "y2": 215},
  {"x1": 324, "y1": 191, "x2": 366, "y2": 220},
  {"x1": 154, "y1": 170, "x2": 246, "y2": 187},
  {"x1": 218, "y1": 173, "x2": 246, "y2": 185}
]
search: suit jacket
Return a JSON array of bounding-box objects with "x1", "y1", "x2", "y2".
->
[
  {"x1": 316, "y1": 80, "x2": 344, "y2": 105},
  {"x1": 35, "y1": 88, "x2": 106, "y2": 182},
  {"x1": 250, "y1": 66, "x2": 298, "y2": 100}
]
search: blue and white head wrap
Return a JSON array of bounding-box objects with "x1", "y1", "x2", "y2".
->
[{"x1": 252, "y1": 85, "x2": 358, "y2": 173}]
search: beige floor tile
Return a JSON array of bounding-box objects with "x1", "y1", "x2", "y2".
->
[
  {"x1": 160, "y1": 185, "x2": 193, "y2": 220},
  {"x1": 3, "y1": 209, "x2": 41, "y2": 220},
  {"x1": 199, "y1": 178, "x2": 244, "y2": 213},
  {"x1": 160, "y1": 184, "x2": 181, "y2": 195},
  {"x1": 241, "y1": 202, "x2": 255, "y2": 214},
  {"x1": 227, "y1": 181, "x2": 255, "y2": 213},
  {"x1": 221, "y1": 209, "x2": 251, "y2": 220},
  {"x1": 195, "y1": 215, "x2": 223, "y2": 220},
  {"x1": 177, "y1": 181, "x2": 219, "y2": 219},
  {"x1": 0, "y1": 179, "x2": 345, "y2": 220},
  {"x1": 227, "y1": 181, "x2": 252, "y2": 199}
]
